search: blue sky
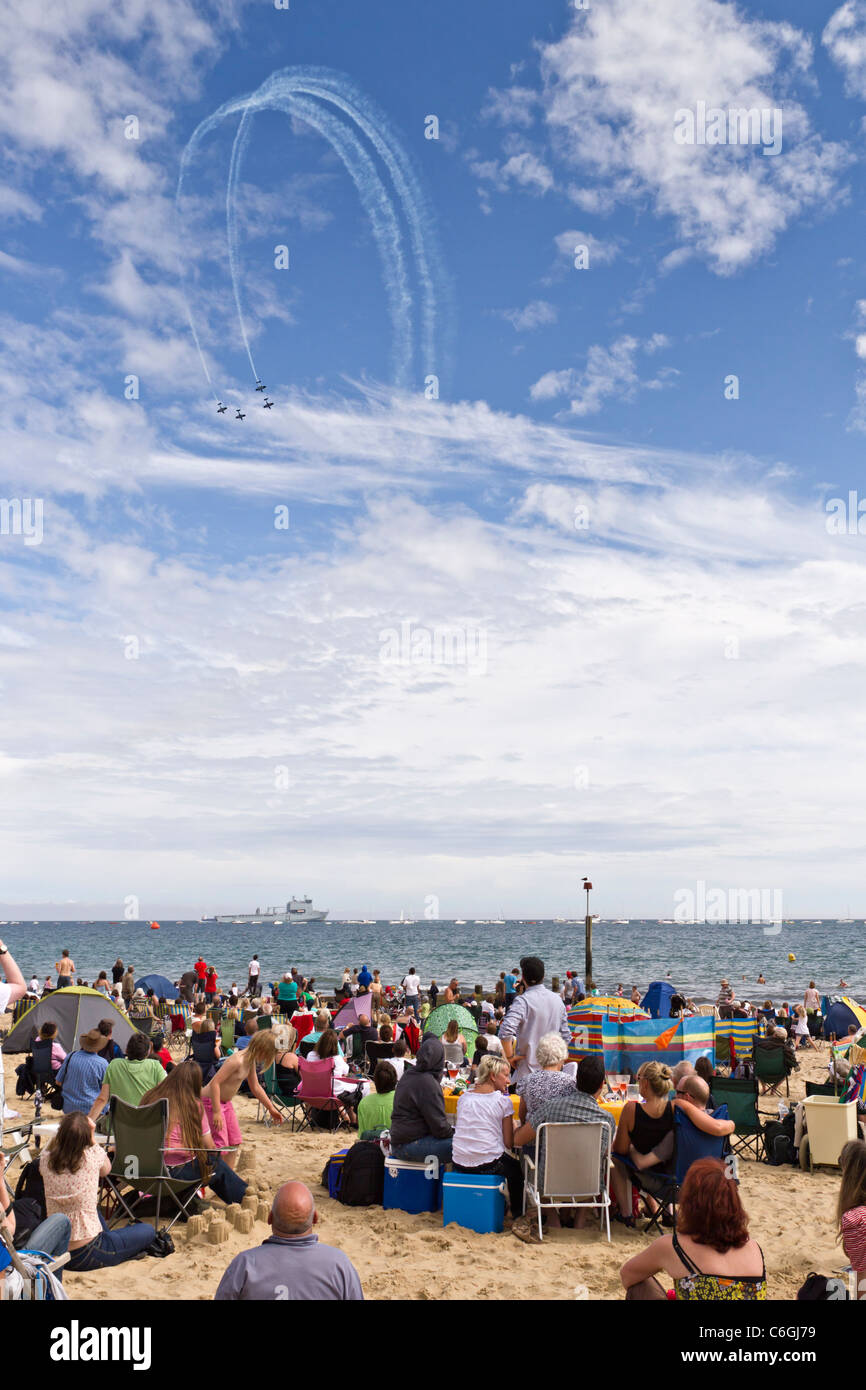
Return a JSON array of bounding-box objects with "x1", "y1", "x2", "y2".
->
[{"x1": 3, "y1": 0, "x2": 866, "y2": 919}]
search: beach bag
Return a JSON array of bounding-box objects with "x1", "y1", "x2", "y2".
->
[
  {"x1": 321, "y1": 1149, "x2": 350, "y2": 1199},
  {"x1": 797, "y1": 1273, "x2": 848, "y2": 1300},
  {"x1": 762, "y1": 1114, "x2": 796, "y2": 1165},
  {"x1": 14, "y1": 1160, "x2": 46, "y2": 1222},
  {"x1": 337, "y1": 1142, "x2": 385, "y2": 1207}
]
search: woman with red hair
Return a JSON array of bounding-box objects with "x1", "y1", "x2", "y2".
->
[{"x1": 619, "y1": 1158, "x2": 766, "y2": 1300}]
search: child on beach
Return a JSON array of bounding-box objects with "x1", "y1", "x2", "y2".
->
[{"x1": 793, "y1": 1005, "x2": 818, "y2": 1050}]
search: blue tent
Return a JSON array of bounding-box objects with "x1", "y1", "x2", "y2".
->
[
  {"x1": 823, "y1": 996, "x2": 866, "y2": 1040},
  {"x1": 135, "y1": 973, "x2": 178, "y2": 1001},
  {"x1": 642, "y1": 981, "x2": 676, "y2": 1019}
]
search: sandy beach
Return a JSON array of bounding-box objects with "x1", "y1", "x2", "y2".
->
[{"x1": 2, "y1": 1018, "x2": 849, "y2": 1301}]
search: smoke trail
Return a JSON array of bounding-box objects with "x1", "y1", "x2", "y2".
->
[
  {"x1": 227, "y1": 108, "x2": 259, "y2": 382},
  {"x1": 177, "y1": 67, "x2": 449, "y2": 395}
]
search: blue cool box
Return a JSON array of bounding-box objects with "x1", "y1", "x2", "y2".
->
[
  {"x1": 442, "y1": 1172, "x2": 506, "y2": 1234},
  {"x1": 383, "y1": 1158, "x2": 443, "y2": 1213}
]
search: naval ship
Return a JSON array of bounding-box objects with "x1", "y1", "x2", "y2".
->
[{"x1": 205, "y1": 895, "x2": 328, "y2": 925}]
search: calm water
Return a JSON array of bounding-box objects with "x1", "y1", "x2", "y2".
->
[{"x1": 0, "y1": 919, "x2": 863, "y2": 1004}]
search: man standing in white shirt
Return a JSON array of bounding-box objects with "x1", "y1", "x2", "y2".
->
[
  {"x1": 401, "y1": 967, "x2": 421, "y2": 1020},
  {"x1": 0, "y1": 939, "x2": 26, "y2": 1121},
  {"x1": 247, "y1": 955, "x2": 261, "y2": 998},
  {"x1": 499, "y1": 956, "x2": 572, "y2": 1089}
]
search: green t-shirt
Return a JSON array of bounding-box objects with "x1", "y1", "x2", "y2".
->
[
  {"x1": 356, "y1": 1089, "x2": 395, "y2": 1134},
  {"x1": 104, "y1": 1057, "x2": 167, "y2": 1107}
]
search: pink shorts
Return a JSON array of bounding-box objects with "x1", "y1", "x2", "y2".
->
[{"x1": 202, "y1": 1098, "x2": 242, "y2": 1149}]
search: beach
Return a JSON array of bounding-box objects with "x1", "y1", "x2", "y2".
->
[{"x1": 2, "y1": 1013, "x2": 848, "y2": 1301}]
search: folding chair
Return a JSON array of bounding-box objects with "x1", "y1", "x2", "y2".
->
[
  {"x1": 1, "y1": 1122, "x2": 34, "y2": 1179},
  {"x1": 0, "y1": 1219, "x2": 69, "y2": 1300},
  {"x1": 220, "y1": 1020, "x2": 236, "y2": 1054},
  {"x1": 364, "y1": 1040, "x2": 395, "y2": 1075},
  {"x1": 713, "y1": 1076, "x2": 761, "y2": 1159},
  {"x1": 167, "y1": 1013, "x2": 189, "y2": 1055},
  {"x1": 625, "y1": 1107, "x2": 730, "y2": 1235},
  {"x1": 256, "y1": 1062, "x2": 305, "y2": 1131},
  {"x1": 31, "y1": 1039, "x2": 62, "y2": 1106},
  {"x1": 295, "y1": 1058, "x2": 351, "y2": 1135},
  {"x1": 189, "y1": 1031, "x2": 220, "y2": 1085},
  {"x1": 101, "y1": 1097, "x2": 203, "y2": 1236},
  {"x1": 752, "y1": 1040, "x2": 790, "y2": 1101},
  {"x1": 523, "y1": 1121, "x2": 612, "y2": 1242}
]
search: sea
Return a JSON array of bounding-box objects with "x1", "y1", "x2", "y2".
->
[{"x1": 1, "y1": 919, "x2": 863, "y2": 1004}]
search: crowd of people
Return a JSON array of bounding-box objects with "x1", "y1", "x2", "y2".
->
[{"x1": 2, "y1": 935, "x2": 865, "y2": 1301}]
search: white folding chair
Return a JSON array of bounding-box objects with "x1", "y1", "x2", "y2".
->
[{"x1": 523, "y1": 1121, "x2": 612, "y2": 1242}]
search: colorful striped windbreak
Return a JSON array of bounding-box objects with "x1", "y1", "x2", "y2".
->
[
  {"x1": 714, "y1": 1017, "x2": 759, "y2": 1064},
  {"x1": 587, "y1": 1016, "x2": 716, "y2": 1073}
]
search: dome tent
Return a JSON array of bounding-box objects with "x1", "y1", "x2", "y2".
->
[{"x1": 1, "y1": 987, "x2": 141, "y2": 1055}]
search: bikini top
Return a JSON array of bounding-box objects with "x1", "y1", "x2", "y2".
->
[{"x1": 672, "y1": 1231, "x2": 767, "y2": 1302}]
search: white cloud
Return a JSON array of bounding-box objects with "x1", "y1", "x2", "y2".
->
[
  {"x1": 535, "y1": 0, "x2": 849, "y2": 274},
  {"x1": 530, "y1": 334, "x2": 675, "y2": 416},
  {"x1": 498, "y1": 300, "x2": 558, "y2": 332},
  {"x1": 823, "y1": 1, "x2": 866, "y2": 99},
  {"x1": 553, "y1": 228, "x2": 621, "y2": 268}
]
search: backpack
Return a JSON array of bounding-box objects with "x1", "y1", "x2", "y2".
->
[
  {"x1": 797, "y1": 1272, "x2": 849, "y2": 1300},
  {"x1": 321, "y1": 1149, "x2": 350, "y2": 1199},
  {"x1": 762, "y1": 1114, "x2": 796, "y2": 1165},
  {"x1": 337, "y1": 1141, "x2": 386, "y2": 1207},
  {"x1": 13, "y1": 1160, "x2": 47, "y2": 1240}
]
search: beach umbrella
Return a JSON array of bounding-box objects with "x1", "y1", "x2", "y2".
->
[
  {"x1": 134, "y1": 973, "x2": 178, "y2": 1001},
  {"x1": 2, "y1": 987, "x2": 141, "y2": 1055},
  {"x1": 567, "y1": 996, "x2": 649, "y2": 1061},
  {"x1": 423, "y1": 1003, "x2": 478, "y2": 1057}
]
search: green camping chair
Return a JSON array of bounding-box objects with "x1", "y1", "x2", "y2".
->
[
  {"x1": 1, "y1": 1123, "x2": 33, "y2": 1177},
  {"x1": 220, "y1": 1020, "x2": 236, "y2": 1054},
  {"x1": 101, "y1": 1097, "x2": 204, "y2": 1235},
  {"x1": 752, "y1": 1041, "x2": 789, "y2": 1101},
  {"x1": 805, "y1": 1080, "x2": 838, "y2": 1098},
  {"x1": 712, "y1": 1077, "x2": 761, "y2": 1159},
  {"x1": 256, "y1": 1062, "x2": 304, "y2": 1131}
]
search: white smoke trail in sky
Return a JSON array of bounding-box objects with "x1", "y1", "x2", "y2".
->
[
  {"x1": 226, "y1": 107, "x2": 259, "y2": 383},
  {"x1": 177, "y1": 66, "x2": 449, "y2": 397}
]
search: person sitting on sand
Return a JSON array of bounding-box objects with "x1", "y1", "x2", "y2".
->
[
  {"x1": 357, "y1": 1061, "x2": 398, "y2": 1138},
  {"x1": 142, "y1": 1060, "x2": 248, "y2": 1206},
  {"x1": 87, "y1": 1032, "x2": 166, "y2": 1119},
  {"x1": 390, "y1": 1036, "x2": 453, "y2": 1166},
  {"x1": 215, "y1": 1181, "x2": 363, "y2": 1301},
  {"x1": 41, "y1": 1112, "x2": 158, "y2": 1271},
  {"x1": 442, "y1": 1017, "x2": 467, "y2": 1057},
  {"x1": 838, "y1": 1140, "x2": 866, "y2": 1300},
  {"x1": 515, "y1": 1032, "x2": 574, "y2": 1128},
  {"x1": 202, "y1": 1031, "x2": 284, "y2": 1163},
  {"x1": 451, "y1": 1055, "x2": 523, "y2": 1215},
  {"x1": 484, "y1": 1020, "x2": 504, "y2": 1057},
  {"x1": 620, "y1": 1157, "x2": 766, "y2": 1300}
]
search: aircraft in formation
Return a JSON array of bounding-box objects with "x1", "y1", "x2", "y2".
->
[
  {"x1": 217, "y1": 384, "x2": 276, "y2": 419},
  {"x1": 235, "y1": 408, "x2": 246, "y2": 421}
]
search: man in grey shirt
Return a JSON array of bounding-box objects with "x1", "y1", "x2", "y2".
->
[
  {"x1": 499, "y1": 956, "x2": 573, "y2": 1088},
  {"x1": 214, "y1": 1182, "x2": 363, "y2": 1301}
]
